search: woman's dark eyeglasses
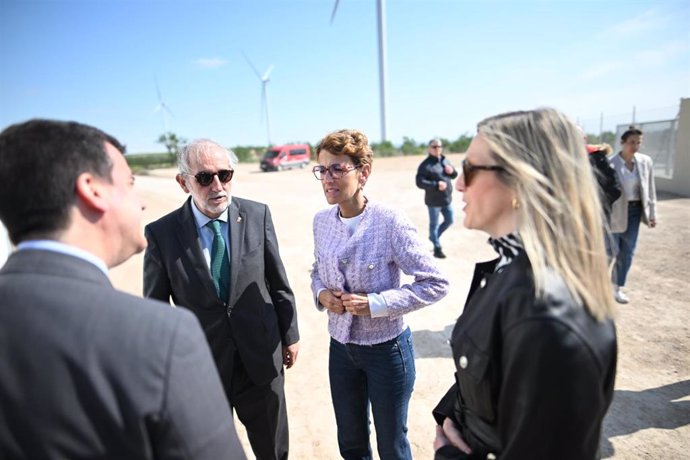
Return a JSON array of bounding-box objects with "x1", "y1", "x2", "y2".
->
[
  {"x1": 462, "y1": 159, "x2": 505, "y2": 186},
  {"x1": 312, "y1": 164, "x2": 361, "y2": 180},
  {"x1": 190, "y1": 169, "x2": 234, "y2": 186}
]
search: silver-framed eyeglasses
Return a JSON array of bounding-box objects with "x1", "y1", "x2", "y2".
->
[{"x1": 312, "y1": 164, "x2": 361, "y2": 180}]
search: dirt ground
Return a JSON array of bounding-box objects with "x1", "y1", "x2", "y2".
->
[{"x1": 111, "y1": 153, "x2": 690, "y2": 459}]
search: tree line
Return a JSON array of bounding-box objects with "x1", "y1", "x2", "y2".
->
[{"x1": 127, "y1": 130, "x2": 618, "y2": 171}]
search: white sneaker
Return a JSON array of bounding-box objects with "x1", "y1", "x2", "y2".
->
[{"x1": 614, "y1": 287, "x2": 629, "y2": 304}]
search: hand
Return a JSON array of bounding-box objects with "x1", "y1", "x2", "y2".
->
[
  {"x1": 282, "y1": 342, "x2": 299, "y2": 369},
  {"x1": 444, "y1": 164, "x2": 454, "y2": 175},
  {"x1": 433, "y1": 425, "x2": 450, "y2": 451},
  {"x1": 341, "y1": 292, "x2": 371, "y2": 317},
  {"x1": 649, "y1": 218, "x2": 657, "y2": 228},
  {"x1": 441, "y1": 417, "x2": 472, "y2": 455},
  {"x1": 319, "y1": 290, "x2": 345, "y2": 314},
  {"x1": 438, "y1": 181, "x2": 448, "y2": 191}
]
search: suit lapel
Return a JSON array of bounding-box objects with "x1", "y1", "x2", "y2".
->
[
  {"x1": 228, "y1": 198, "x2": 246, "y2": 305},
  {"x1": 176, "y1": 198, "x2": 219, "y2": 300}
]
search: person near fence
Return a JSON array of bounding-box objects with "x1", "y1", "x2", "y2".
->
[
  {"x1": 586, "y1": 142, "x2": 621, "y2": 223},
  {"x1": 432, "y1": 108, "x2": 617, "y2": 460},
  {"x1": 609, "y1": 126, "x2": 657, "y2": 304},
  {"x1": 311, "y1": 129, "x2": 449, "y2": 460}
]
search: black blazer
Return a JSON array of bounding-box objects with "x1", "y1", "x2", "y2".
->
[
  {"x1": 0, "y1": 249, "x2": 245, "y2": 460},
  {"x1": 433, "y1": 252, "x2": 617, "y2": 460},
  {"x1": 144, "y1": 196, "x2": 299, "y2": 388}
]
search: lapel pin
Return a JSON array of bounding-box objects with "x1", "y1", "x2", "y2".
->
[{"x1": 237, "y1": 216, "x2": 242, "y2": 223}]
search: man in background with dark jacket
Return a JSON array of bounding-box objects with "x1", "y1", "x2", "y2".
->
[{"x1": 416, "y1": 139, "x2": 458, "y2": 258}]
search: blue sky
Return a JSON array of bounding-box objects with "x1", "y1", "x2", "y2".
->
[{"x1": 1, "y1": 0, "x2": 688, "y2": 153}]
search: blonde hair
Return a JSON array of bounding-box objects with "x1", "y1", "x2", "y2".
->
[{"x1": 477, "y1": 108, "x2": 615, "y2": 321}]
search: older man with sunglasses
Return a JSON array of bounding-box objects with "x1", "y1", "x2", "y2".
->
[
  {"x1": 143, "y1": 139, "x2": 299, "y2": 460},
  {"x1": 416, "y1": 139, "x2": 458, "y2": 258}
]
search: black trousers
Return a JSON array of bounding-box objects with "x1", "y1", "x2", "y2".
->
[{"x1": 229, "y1": 351, "x2": 289, "y2": 460}]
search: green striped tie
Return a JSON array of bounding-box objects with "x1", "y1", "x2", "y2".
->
[{"x1": 207, "y1": 220, "x2": 230, "y2": 301}]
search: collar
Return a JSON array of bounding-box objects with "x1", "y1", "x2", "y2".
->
[
  {"x1": 16, "y1": 240, "x2": 109, "y2": 276},
  {"x1": 190, "y1": 199, "x2": 229, "y2": 229},
  {"x1": 488, "y1": 233, "x2": 523, "y2": 272}
]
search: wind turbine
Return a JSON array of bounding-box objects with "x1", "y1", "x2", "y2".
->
[
  {"x1": 331, "y1": 0, "x2": 388, "y2": 142},
  {"x1": 243, "y1": 52, "x2": 274, "y2": 146},
  {"x1": 152, "y1": 76, "x2": 173, "y2": 133}
]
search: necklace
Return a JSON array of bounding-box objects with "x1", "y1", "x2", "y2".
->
[{"x1": 339, "y1": 196, "x2": 368, "y2": 218}]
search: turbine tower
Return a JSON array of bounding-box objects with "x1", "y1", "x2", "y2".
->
[
  {"x1": 243, "y1": 52, "x2": 274, "y2": 146},
  {"x1": 152, "y1": 76, "x2": 173, "y2": 133},
  {"x1": 331, "y1": 0, "x2": 388, "y2": 142}
]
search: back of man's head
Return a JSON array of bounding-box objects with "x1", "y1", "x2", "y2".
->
[{"x1": 0, "y1": 119, "x2": 124, "y2": 245}]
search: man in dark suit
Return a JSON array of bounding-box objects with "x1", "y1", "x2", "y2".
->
[
  {"x1": 0, "y1": 120, "x2": 246, "y2": 459},
  {"x1": 143, "y1": 139, "x2": 300, "y2": 460}
]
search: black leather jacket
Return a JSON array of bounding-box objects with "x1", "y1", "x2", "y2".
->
[
  {"x1": 433, "y1": 252, "x2": 617, "y2": 459},
  {"x1": 589, "y1": 150, "x2": 621, "y2": 220},
  {"x1": 416, "y1": 154, "x2": 458, "y2": 207}
]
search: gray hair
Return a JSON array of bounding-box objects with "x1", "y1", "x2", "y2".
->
[
  {"x1": 177, "y1": 138, "x2": 238, "y2": 174},
  {"x1": 428, "y1": 138, "x2": 442, "y2": 147}
]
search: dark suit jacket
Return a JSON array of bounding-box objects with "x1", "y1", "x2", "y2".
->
[
  {"x1": 0, "y1": 249, "x2": 246, "y2": 460},
  {"x1": 143, "y1": 197, "x2": 299, "y2": 389}
]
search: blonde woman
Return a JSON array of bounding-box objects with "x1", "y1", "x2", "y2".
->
[{"x1": 433, "y1": 108, "x2": 617, "y2": 459}]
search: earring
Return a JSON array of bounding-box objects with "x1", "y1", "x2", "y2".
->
[{"x1": 512, "y1": 198, "x2": 520, "y2": 210}]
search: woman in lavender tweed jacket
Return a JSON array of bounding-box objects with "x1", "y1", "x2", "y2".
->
[
  {"x1": 311, "y1": 201, "x2": 449, "y2": 344},
  {"x1": 310, "y1": 129, "x2": 449, "y2": 460}
]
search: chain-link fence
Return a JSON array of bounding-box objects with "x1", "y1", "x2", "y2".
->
[
  {"x1": 576, "y1": 104, "x2": 680, "y2": 138},
  {"x1": 576, "y1": 104, "x2": 682, "y2": 181}
]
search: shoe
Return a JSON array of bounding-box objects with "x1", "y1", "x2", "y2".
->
[
  {"x1": 614, "y1": 287, "x2": 629, "y2": 304},
  {"x1": 433, "y1": 247, "x2": 447, "y2": 259}
]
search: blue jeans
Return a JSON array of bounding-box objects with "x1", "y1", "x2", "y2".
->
[
  {"x1": 427, "y1": 204, "x2": 454, "y2": 249},
  {"x1": 329, "y1": 327, "x2": 416, "y2": 460},
  {"x1": 611, "y1": 202, "x2": 643, "y2": 287}
]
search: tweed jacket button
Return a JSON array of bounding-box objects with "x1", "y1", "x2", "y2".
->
[
  {"x1": 459, "y1": 355, "x2": 468, "y2": 369},
  {"x1": 368, "y1": 264, "x2": 374, "y2": 269},
  {"x1": 341, "y1": 258, "x2": 348, "y2": 265}
]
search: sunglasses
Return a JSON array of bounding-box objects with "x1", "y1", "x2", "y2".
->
[
  {"x1": 190, "y1": 169, "x2": 234, "y2": 186},
  {"x1": 462, "y1": 159, "x2": 505, "y2": 186},
  {"x1": 312, "y1": 164, "x2": 361, "y2": 180},
  {"x1": 430, "y1": 145, "x2": 443, "y2": 149}
]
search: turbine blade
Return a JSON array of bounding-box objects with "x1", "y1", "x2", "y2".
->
[
  {"x1": 330, "y1": 0, "x2": 340, "y2": 24},
  {"x1": 241, "y1": 50, "x2": 262, "y2": 79},
  {"x1": 162, "y1": 103, "x2": 174, "y2": 117},
  {"x1": 154, "y1": 76, "x2": 163, "y2": 102},
  {"x1": 262, "y1": 65, "x2": 274, "y2": 81}
]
